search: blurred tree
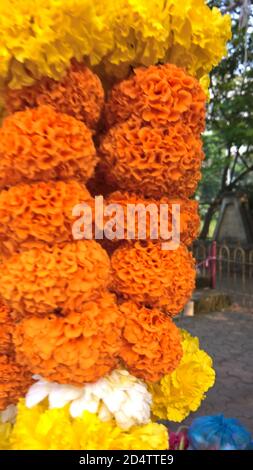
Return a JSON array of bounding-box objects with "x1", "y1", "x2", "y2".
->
[{"x1": 198, "y1": 0, "x2": 253, "y2": 238}]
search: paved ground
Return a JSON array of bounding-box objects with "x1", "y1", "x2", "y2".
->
[{"x1": 174, "y1": 310, "x2": 253, "y2": 433}]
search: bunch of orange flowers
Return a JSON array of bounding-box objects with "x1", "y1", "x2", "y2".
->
[
  {"x1": 0, "y1": 67, "x2": 133, "y2": 391},
  {"x1": 0, "y1": 62, "x2": 202, "y2": 400},
  {"x1": 96, "y1": 63, "x2": 200, "y2": 377},
  {"x1": 99, "y1": 64, "x2": 206, "y2": 198},
  {"x1": 97, "y1": 63, "x2": 202, "y2": 325}
]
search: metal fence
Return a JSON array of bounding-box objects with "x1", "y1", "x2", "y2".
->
[{"x1": 193, "y1": 241, "x2": 253, "y2": 307}]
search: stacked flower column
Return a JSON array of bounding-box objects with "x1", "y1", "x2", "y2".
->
[
  {"x1": 100, "y1": 64, "x2": 205, "y2": 320},
  {"x1": 0, "y1": 61, "x2": 216, "y2": 451},
  {"x1": 0, "y1": 64, "x2": 120, "y2": 393},
  {"x1": 98, "y1": 63, "x2": 213, "y2": 394},
  {"x1": 0, "y1": 62, "x2": 164, "y2": 449},
  {"x1": 0, "y1": 61, "x2": 216, "y2": 449}
]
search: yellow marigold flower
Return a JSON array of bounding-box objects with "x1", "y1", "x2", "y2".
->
[
  {"x1": 99, "y1": 0, "x2": 231, "y2": 87},
  {"x1": 0, "y1": 1, "x2": 231, "y2": 91},
  {"x1": 0, "y1": 0, "x2": 113, "y2": 89},
  {"x1": 149, "y1": 330, "x2": 215, "y2": 422},
  {"x1": 8, "y1": 401, "x2": 168, "y2": 450}
]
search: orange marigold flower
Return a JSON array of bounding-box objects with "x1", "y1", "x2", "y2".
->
[
  {"x1": 0, "y1": 105, "x2": 97, "y2": 189},
  {"x1": 0, "y1": 180, "x2": 95, "y2": 256},
  {"x1": 0, "y1": 241, "x2": 111, "y2": 319},
  {"x1": 111, "y1": 242, "x2": 196, "y2": 316},
  {"x1": 119, "y1": 302, "x2": 183, "y2": 382},
  {"x1": 99, "y1": 118, "x2": 204, "y2": 198},
  {"x1": 106, "y1": 191, "x2": 200, "y2": 246},
  {"x1": 0, "y1": 300, "x2": 14, "y2": 356},
  {"x1": 5, "y1": 61, "x2": 104, "y2": 131},
  {"x1": 0, "y1": 355, "x2": 33, "y2": 411},
  {"x1": 13, "y1": 292, "x2": 124, "y2": 385},
  {"x1": 105, "y1": 64, "x2": 206, "y2": 134}
]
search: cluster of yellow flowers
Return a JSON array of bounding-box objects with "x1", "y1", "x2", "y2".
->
[
  {"x1": 0, "y1": 0, "x2": 231, "y2": 92},
  {"x1": 149, "y1": 331, "x2": 215, "y2": 422},
  {"x1": 2, "y1": 401, "x2": 168, "y2": 450}
]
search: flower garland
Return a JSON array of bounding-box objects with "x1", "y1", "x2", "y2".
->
[
  {"x1": 149, "y1": 330, "x2": 215, "y2": 422},
  {"x1": 119, "y1": 302, "x2": 183, "y2": 382},
  {"x1": 0, "y1": 180, "x2": 94, "y2": 257},
  {"x1": 111, "y1": 242, "x2": 196, "y2": 315},
  {"x1": 5, "y1": 61, "x2": 104, "y2": 131},
  {"x1": 0, "y1": 105, "x2": 97, "y2": 189},
  {"x1": 13, "y1": 292, "x2": 124, "y2": 384},
  {"x1": 0, "y1": 1, "x2": 231, "y2": 92},
  {"x1": 3, "y1": 401, "x2": 168, "y2": 450},
  {"x1": 25, "y1": 369, "x2": 152, "y2": 430},
  {"x1": 0, "y1": 241, "x2": 111, "y2": 318},
  {"x1": 106, "y1": 191, "x2": 200, "y2": 246},
  {"x1": 0, "y1": 0, "x2": 231, "y2": 451}
]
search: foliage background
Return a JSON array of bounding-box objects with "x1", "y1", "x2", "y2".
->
[{"x1": 198, "y1": 0, "x2": 253, "y2": 238}]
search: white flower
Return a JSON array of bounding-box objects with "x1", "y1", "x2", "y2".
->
[
  {"x1": 70, "y1": 391, "x2": 100, "y2": 417},
  {"x1": 48, "y1": 383, "x2": 83, "y2": 409},
  {"x1": 26, "y1": 376, "x2": 83, "y2": 409},
  {"x1": 103, "y1": 389, "x2": 126, "y2": 413},
  {"x1": 26, "y1": 379, "x2": 51, "y2": 408},
  {"x1": 25, "y1": 370, "x2": 152, "y2": 430},
  {"x1": 98, "y1": 403, "x2": 113, "y2": 422}
]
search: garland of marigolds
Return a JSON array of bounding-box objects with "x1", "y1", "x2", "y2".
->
[{"x1": 0, "y1": 0, "x2": 231, "y2": 450}]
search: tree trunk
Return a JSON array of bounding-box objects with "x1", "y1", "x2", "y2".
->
[{"x1": 199, "y1": 198, "x2": 220, "y2": 239}]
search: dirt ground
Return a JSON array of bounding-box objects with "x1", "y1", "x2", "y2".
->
[{"x1": 175, "y1": 309, "x2": 253, "y2": 434}]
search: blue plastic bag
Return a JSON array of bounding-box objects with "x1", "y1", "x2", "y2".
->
[{"x1": 188, "y1": 415, "x2": 252, "y2": 450}]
